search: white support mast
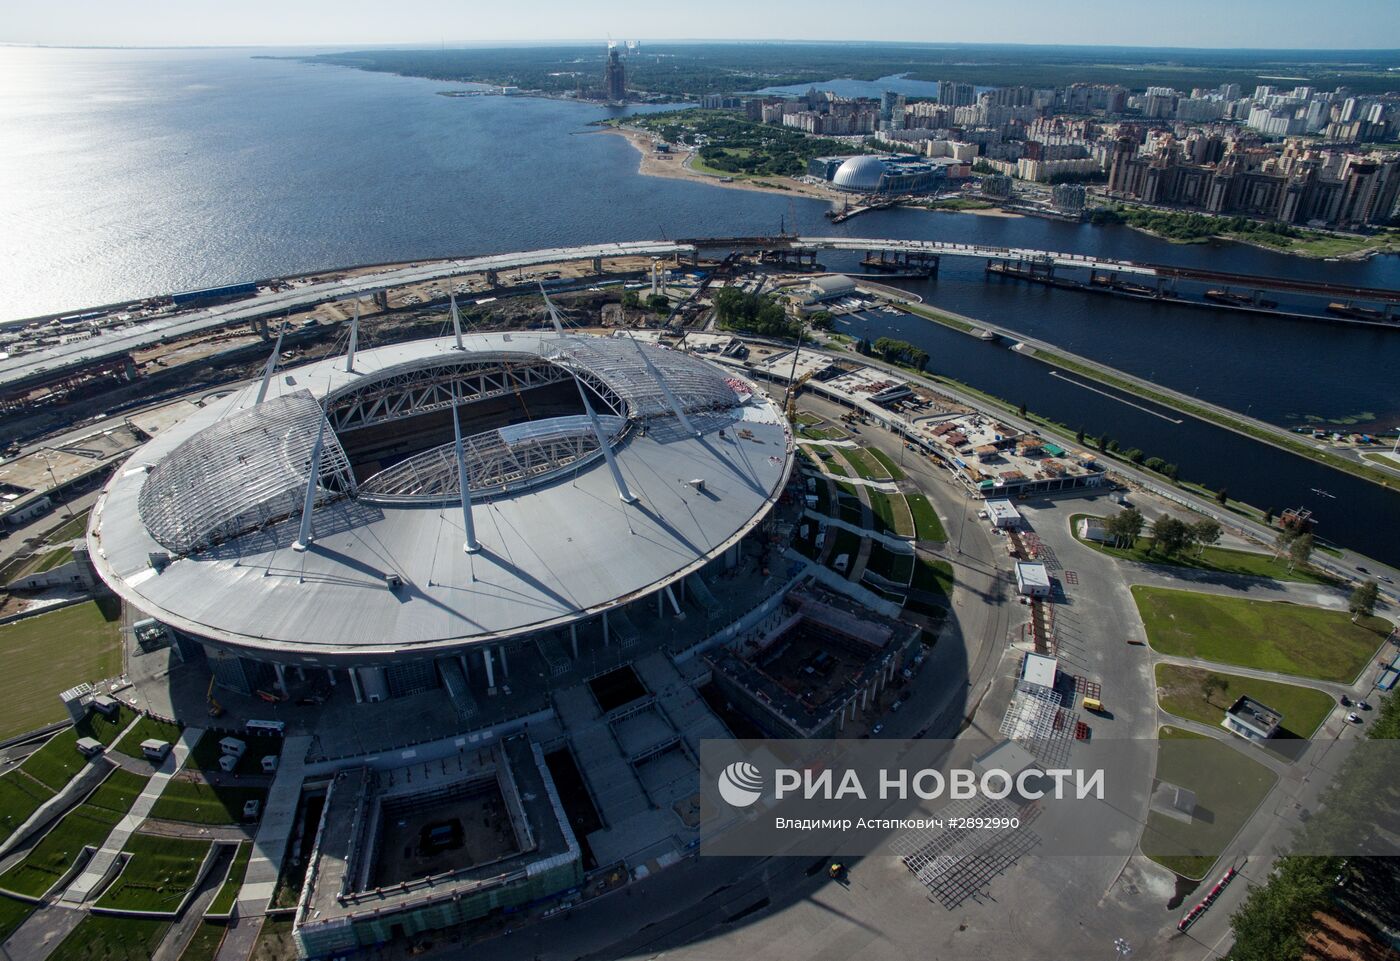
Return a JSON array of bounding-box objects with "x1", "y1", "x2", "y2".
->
[
  {"x1": 450, "y1": 294, "x2": 464, "y2": 350},
  {"x1": 541, "y1": 284, "x2": 633, "y2": 502},
  {"x1": 626, "y1": 333, "x2": 698, "y2": 437},
  {"x1": 577, "y1": 376, "x2": 636, "y2": 504},
  {"x1": 292, "y1": 416, "x2": 326, "y2": 552},
  {"x1": 451, "y1": 390, "x2": 480, "y2": 553},
  {"x1": 255, "y1": 325, "x2": 286, "y2": 405},
  {"x1": 344, "y1": 302, "x2": 359, "y2": 372}
]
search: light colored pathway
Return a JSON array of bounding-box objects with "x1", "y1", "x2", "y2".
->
[
  {"x1": 1151, "y1": 652, "x2": 1356, "y2": 694},
  {"x1": 2, "y1": 902, "x2": 85, "y2": 961},
  {"x1": 216, "y1": 734, "x2": 311, "y2": 961},
  {"x1": 60, "y1": 726, "x2": 204, "y2": 903}
]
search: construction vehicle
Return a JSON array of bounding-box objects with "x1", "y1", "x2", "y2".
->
[
  {"x1": 206, "y1": 676, "x2": 224, "y2": 718},
  {"x1": 828, "y1": 862, "x2": 845, "y2": 880}
]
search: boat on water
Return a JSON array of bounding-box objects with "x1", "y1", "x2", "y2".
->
[
  {"x1": 1327, "y1": 302, "x2": 1391, "y2": 322},
  {"x1": 1204, "y1": 289, "x2": 1278, "y2": 309}
]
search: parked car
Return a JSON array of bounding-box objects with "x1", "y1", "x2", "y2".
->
[
  {"x1": 1340, "y1": 694, "x2": 1351, "y2": 706},
  {"x1": 1356, "y1": 700, "x2": 1371, "y2": 711},
  {"x1": 1346, "y1": 712, "x2": 1363, "y2": 724}
]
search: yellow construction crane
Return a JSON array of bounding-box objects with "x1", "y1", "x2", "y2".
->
[
  {"x1": 206, "y1": 676, "x2": 224, "y2": 718},
  {"x1": 785, "y1": 369, "x2": 816, "y2": 422}
]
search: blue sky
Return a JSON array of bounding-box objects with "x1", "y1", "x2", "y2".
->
[{"x1": 3, "y1": 0, "x2": 1399, "y2": 49}]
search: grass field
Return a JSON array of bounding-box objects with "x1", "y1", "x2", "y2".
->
[
  {"x1": 866, "y1": 490, "x2": 915, "y2": 538},
  {"x1": 1154, "y1": 664, "x2": 1335, "y2": 738},
  {"x1": 0, "y1": 893, "x2": 33, "y2": 944},
  {"x1": 179, "y1": 921, "x2": 228, "y2": 961},
  {"x1": 47, "y1": 914, "x2": 170, "y2": 961},
  {"x1": 865, "y1": 447, "x2": 906, "y2": 481},
  {"x1": 825, "y1": 529, "x2": 862, "y2": 578},
  {"x1": 864, "y1": 545, "x2": 915, "y2": 586},
  {"x1": 1133, "y1": 586, "x2": 1392, "y2": 683},
  {"x1": 44, "y1": 510, "x2": 91, "y2": 546},
  {"x1": 17, "y1": 705, "x2": 134, "y2": 795},
  {"x1": 113, "y1": 715, "x2": 184, "y2": 761},
  {"x1": 0, "y1": 599, "x2": 124, "y2": 740},
  {"x1": 0, "y1": 767, "x2": 147, "y2": 897},
  {"x1": 836, "y1": 448, "x2": 890, "y2": 481},
  {"x1": 906, "y1": 494, "x2": 947, "y2": 542},
  {"x1": 1070, "y1": 515, "x2": 1336, "y2": 585},
  {"x1": 152, "y1": 779, "x2": 266, "y2": 826},
  {"x1": 1142, "y1": 726, "x2": 1276, "y2": 879},
  {"x1": 207, "y1": 842, "x2": 251, "y2": 916},
  {"x1": 96, "y1": 834, "x2": 211, "y2": 912}
]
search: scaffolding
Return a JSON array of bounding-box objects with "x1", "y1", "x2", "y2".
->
[
  {"x1": 358, "y1": 414, "x2": 626, "y2": 502},
  {"x1": 137, "y1": 390, "x2": 355, "y2": 555}
]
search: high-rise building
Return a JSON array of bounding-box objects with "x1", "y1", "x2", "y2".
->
[
  {"x1": 603, "y1": 46, "x2": 626, "y2": 102},
  {"x1": 938, "y1": 81, "x2": 976, "y2": 107}
]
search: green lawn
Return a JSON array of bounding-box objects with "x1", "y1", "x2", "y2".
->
[
  {"x1": 0, "y1": 771, "x2": 55, "y2": 847},
  {"x1": 0, "y1": 599, "x2": 125, "y2": 740},
  {"x1": 0, "y1": 767, "x2": 147, "y2": 897},
  {"x1": 0, "y1": 892, "x2": 33, "y2": 944},
  {"x1": 1142, "y1": 727, "x2": 1277, "y2": 879},
  {"x1": 837, "y1": 448, "x2": 890, "y2": 481},
  {"x1": 47, "y1": 914, "x2": 170, "y2": 961},
  {"x1": 825, "y1": 529, "x2": 862, "y2": 578},
  {"x1": 866, "y1": 447, "x2": 906, "y2": 481},
  {"x1": 1154, "y1": 664, "x2": 1335, "y2": 738},
  {"x1": 28, "y1": 546, "x2": 75, "y2": 574},
  {"x1": 250, "y1": 918, "x2": 295, "y2": 961},
  {"x1": 207, "y1": 842, "x2": 252, "y2": 916},
  {"x1": 864, "y1": 546, "x2": 915, "y2": 586},
  {"x1": 179, "y1": 921, "x2": 228, "y2": 961},
  {"x1": 18, "y1": 705, "x2": 134, "y2": 794},
  {"x1": 1071, "y1": 515, "x2": 1336, "y2": 585},
  {"x1": 906, "y1": 494, "x2": 947, "y2": 542},
  {"x1": 44, "y1": 510, "x2": 92, "y2": 546},
  {"x1": 1133, "y1": 586, "x2": 1392, "y2": 683},
  {"x1": 151, "y1": 780, "x2": 266, "y2": 826},
  {"x1": 866, "y1": 490, "x2": 915, "y2": 538},
  {"x1": 96, "y1": 834, "x2": 211, "y2": 912},
  {"x1": 113, "y1": 715, "x2": 184, "y2": 761}
]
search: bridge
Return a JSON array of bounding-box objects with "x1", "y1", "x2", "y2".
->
[{"x1": 4, "y1": 235, "x2": 1396, "y2": 395}]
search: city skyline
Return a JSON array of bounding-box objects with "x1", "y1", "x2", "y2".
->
[{"x1": 4, "y1": 0, "x2": 1400, "y2": 50}]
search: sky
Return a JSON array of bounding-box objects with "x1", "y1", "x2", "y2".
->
[{"x1": 4, "y1": 0, "x2": 1399, "y2": 49}]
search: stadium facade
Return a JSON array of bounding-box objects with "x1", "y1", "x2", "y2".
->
[{"x1": 89, "y1": 328, "x2": 795, "y2": 706}]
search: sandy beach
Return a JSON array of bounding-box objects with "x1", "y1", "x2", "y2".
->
[{"x1": 603, "y1": 124, "x2": 1026, "y2": 221}]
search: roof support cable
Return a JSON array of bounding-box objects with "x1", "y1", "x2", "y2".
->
[{"x1": 254, "y1": 324, "x2": 286, "y2": 405}]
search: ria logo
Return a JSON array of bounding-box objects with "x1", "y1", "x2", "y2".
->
[{"x1": 717, "y1": 761, "x2": 765, "y2": 807}]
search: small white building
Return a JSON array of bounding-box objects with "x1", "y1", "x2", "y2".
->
[
  {"x1": 141, "y1": 739, "x2": 171, "y2": 762},
  {"x1": 1015, "y1": 561, "x2": 1052, "y2": 598},
  {"x1": 219, "y1": 736, "x2": 246, "y2": 759},
  {"x1": 1021, "y1": 653, "x2": 1058, "y2": 689},
  {"x1": 75, "y1": 737, "x2": 104, "y2": 758},
  {"x1": 986, "y1": 499, "x2": 1021, "y2": 529},
  {"x1": 800, "y1": 274, "x2": 857, "y2": 307},
  {"x1": 1077, "y1": 515, "x2": 1111, "y2": 544},
  {"x1": 1223, "y1": 696, "x2": 1281, "y2": 741}
]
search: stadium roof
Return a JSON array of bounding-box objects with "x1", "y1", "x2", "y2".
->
[{"x1": 89, "y1": 332, "x2": 793, "y2": 663}]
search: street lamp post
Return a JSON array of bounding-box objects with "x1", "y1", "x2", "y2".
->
[{"x1": 1114, "y1": 938, "x2": 1132, "y2": 960}]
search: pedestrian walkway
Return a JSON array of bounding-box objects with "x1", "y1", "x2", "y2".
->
[
  {"x1": 802, "y1": 509, "x2": 915, "y2": 551},
  {"x1": 60, "y1": 726, "x2": 204, "y2": 903}
]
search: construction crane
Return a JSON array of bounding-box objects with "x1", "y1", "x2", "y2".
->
[
  {"x1": 206, "y1": 676, "x2": 224, "y2": 718},
  {"x1": 785, "y1": 369, "x2": 816, "y2": 422}
]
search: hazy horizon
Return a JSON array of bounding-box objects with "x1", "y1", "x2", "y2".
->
[{"x1": 4, "y1": 0, "x2": 1399, "y2": 51}]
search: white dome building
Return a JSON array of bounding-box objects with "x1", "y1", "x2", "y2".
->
[{"x1": 831, "y1": 155, "x2": 888, "y2": 193}]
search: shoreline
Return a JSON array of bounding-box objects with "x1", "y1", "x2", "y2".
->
[
  {"x1": 1120, "y1": 221, "x2": 1397, "y2": 262},
  {"x1": 602, "y1": 125, "x2": 1022, "y2": 218}
]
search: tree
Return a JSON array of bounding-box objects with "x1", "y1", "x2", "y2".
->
[
  {"x1": 1263, "y1": 507, "x2": 1275, "y2": 527},
  {"x1": 1349, "y1": 579, "x2": 1380, "y2": 623},
  {"x1": 1018, "y1": 402, "x2": 1027, "y2": 418},
  {"x1": 621, "y1": 289, "x2": 640, "y2": 309},
  {"x1": 1200, "y1": 674, "x2": 1229, "y2": 708},
  {"x1": 1149, "y1": 515, "x2": 1188, "y2": 558},
  {"x1": 1161, "y1": 463, "x2": 1179, "y2": 481},
  {"x1": 1192, "y1": 519, "x2": 1222, "y2": 556},
  {"x1": 1096, "y1": 434, "x2": 1109, "y2": 453},
  {"x1": 1214, "y1": 487, "x2": 1229, "y2": 506},
  {"x1": 1075, "y1": 427, "x2": 1085, "y2": 445},
  {"x1": 1287, "y1": 532, "x2": 1314, "y2": 571},
  {"x1": 1107, "y1": 507, "x2": 1144, "y2": 548},
  {"x1": 808, "y1": 310, "x2": 834, "y2": 331}
]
